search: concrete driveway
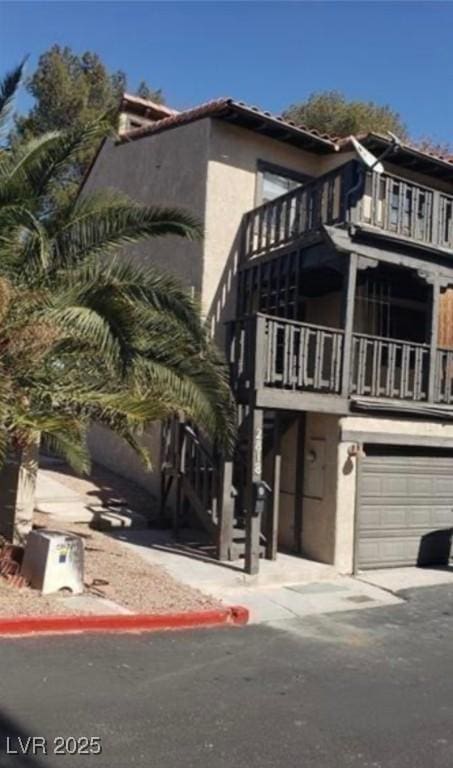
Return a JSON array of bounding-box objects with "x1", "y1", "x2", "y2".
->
[{"x1": 0, "y1": 583, "x2": 452, "y2": 767}]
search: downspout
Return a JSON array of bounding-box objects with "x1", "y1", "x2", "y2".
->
[{"x1": 345, "y1": 162, "x2": 365, "y2": 231}]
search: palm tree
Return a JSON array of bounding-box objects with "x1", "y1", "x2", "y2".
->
[{"x1": 0, "y1": 64, "x2": 235, "y2": 541}]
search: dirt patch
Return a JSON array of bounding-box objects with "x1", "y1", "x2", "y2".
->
[{"x1": 0, "y1": 514, "x2": 219, "y2": 617}]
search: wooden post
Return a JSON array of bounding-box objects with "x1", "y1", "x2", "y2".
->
[
  {"x1": 265, "y1": 414, "x2": 281, "y2": 560},
  {"x1": 341, "y1": 252, "x2": 358, "y2": 397},
  {"x1": 254, "y1": 315, "x2": 267, "y2": 390},
  {"x1": 428, "y1": 276, "x2": 440, "y2": 403},
  {"x1": 217, "y1": 458, "x2": 235, "y2": 561},
  {"x1": 431, "y1": 190, "x2": 441, "y2": 248},
  {"x1": 245, "y1": 408, "x2": 263, "y2": 575},
  {"x1": 173, "y1": 421, "x2": 186, "y2": 537}
]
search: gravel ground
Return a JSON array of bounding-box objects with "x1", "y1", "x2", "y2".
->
[{"x1": 0, "y1": 514, "x2": 219, "y2": 617}]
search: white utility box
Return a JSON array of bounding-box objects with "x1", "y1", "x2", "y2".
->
[{"x1": 22, "y1": 530, "x2": 84, "y2": 595}]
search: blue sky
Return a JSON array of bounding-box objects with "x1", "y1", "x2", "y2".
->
[{"x1": 1, "y1": 1, "x2": 452, "y2": 144}]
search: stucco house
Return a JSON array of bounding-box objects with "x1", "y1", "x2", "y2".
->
[{"x1": 83, "y1": 93, "x2": 453, "y2": 574}]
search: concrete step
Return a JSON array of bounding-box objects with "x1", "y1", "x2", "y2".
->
[{"x1": 36, "y1": 500, "x2": 148, "y2": 530}]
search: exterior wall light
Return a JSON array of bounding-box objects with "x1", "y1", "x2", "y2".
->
[{"x1": 347, "y1": 443, "x2": 366, "y2": 459}]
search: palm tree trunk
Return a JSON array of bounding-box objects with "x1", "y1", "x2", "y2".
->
[{"x1": 0, "y1": 437, "x2": 40, "y2": 544}]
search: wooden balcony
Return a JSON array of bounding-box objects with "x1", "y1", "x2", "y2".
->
[
  {"x1": 242, "y1": 160, "x2": 453, "y2": 261},
  {"x1": 229, "y1": 314, "x2": 453, "y2": 413}
]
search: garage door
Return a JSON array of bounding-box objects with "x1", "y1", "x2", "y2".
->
[{"x1": 358, "y1": 446, "x2": 453, "y2": 569}]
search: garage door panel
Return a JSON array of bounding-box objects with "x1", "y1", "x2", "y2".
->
[
  {"x1": 436, "y1": 479, "x2": 453, "y2": 494},
  {"x1": 360, "y1": 505, "x2": 453, "y2": 530},
  {"x1": 358, "y1": 537, "x2": 423, "y2": 568},
  {"x1": 358, "y1": 450, "x2": 453, "y2": 569}
]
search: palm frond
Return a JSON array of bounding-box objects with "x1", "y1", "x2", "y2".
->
[
  {"x1": 53, "y1": 201, "x2": 202, "y2": 267},
  {"x1": 0, "y1": 60, "x2": 25, "y2": 138},
  {"x1": 41, "y1": 429, "x2": 90, "y2": 476},
  {"x1": 55, "y1": 257, "x2": 204, "y2": 345}
]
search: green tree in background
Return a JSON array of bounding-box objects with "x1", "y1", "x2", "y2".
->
[
  {"x1": 283, "y1": 90, "x2": 408, "y2": 140},
  {"x1": 136, "y1": 80, "x2": 164, "y2": 103},
  {"x1": 16, "y1": 45, "x2": 164, "y2": 137},
  {"x1": 13, "y1": 46, "x2": 164, "y2": 205}
]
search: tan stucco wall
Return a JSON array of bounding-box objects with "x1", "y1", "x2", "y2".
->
[
  {"x1": 82, "y1": 121, "x2": 210, "y2": 295},
  {"x1": 340, "y1": 415, "x2": 453, "y2": 442},
  {"x1": 87, "y1": 424, "x2": 161, "y2": 498},
  {"x1": 81, "y1": 122, "x2": 210, "y2": 489},
  {"x1": 335, "y1": 442, "x2": 356, "y2": 573},
  {"x1": 301, "y1": 413, "x2": 340, "y2": 565},
  {"x1": 203, "y1": 120, "x2": 334, "y2": 339}
]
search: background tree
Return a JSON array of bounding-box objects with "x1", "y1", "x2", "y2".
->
[
  {"x1": 13, "y1": 46, "x2": 164, "y2": 205},
  {"x1": 136, "y1": 80, "x2": 164, "y2": 103},
  {"x1": 283, "y1": 90, "x2": 408, "y2": 140}
]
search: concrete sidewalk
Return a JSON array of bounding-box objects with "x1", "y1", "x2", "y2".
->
[
  {"x1": 36, "y1": 466, "x2": 148, "y2": 529},
  {"x1": 34, "y1": 467, "x2": 453, "y2": 625},
  {"x1": 110, "y1": 529, "x2": 406, "y2": 623}
]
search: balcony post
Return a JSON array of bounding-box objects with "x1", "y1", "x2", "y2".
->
[
  {"x1": 428, "y1": 275, "x2": 441, "y2": 403},
  {"x1": 217, "y1": 457, "x2": 235, "y2": 561},
  {"x1": 254, "y1": 314, "x2": 267, "y2": 390},
  {"x1": 245, "y1": 407, "x2": 263, "y2": 575},
  {"x1": 341, "y1": 252, "x2": 358, "y2": 397}
]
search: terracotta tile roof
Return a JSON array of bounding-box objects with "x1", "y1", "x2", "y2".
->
[
  {"x1": 118, "y1": 95, "x2": 453, "y2": 176},
  {"x1": 340, "y1": 132, "x2": 453, "y2": 170},
  {"x1": 121, "y1": 93, "x2": 178, "y2": 119},
  {"x1": 119, "y1": 97, "x2": 339, "y2": 152}
]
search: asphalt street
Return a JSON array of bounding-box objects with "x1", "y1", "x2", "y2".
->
[{"x1": 0, "y1": 583, "x2": 452, "y2": 768}]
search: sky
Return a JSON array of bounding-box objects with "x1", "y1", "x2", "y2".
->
[{"x1": 1, "y1": 0, "x2": 452, "y2": 144}]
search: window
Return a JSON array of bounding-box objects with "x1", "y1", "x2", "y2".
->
[{"x1": 257, "y1": 161, "x2": 310, "y2": 205}]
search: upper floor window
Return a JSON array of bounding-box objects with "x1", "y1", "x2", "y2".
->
[{"x1": 257, "y1": 161, "x2": 311, "y2": 205}]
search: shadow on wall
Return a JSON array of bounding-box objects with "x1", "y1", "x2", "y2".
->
[
  {"x1": 417, "y1": 528, "x2": 453, "y2": 567},
  {"x1": 206, "y1": 225, "x2": 243, "y2": 349}
]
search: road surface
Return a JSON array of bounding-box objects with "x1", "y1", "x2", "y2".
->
[{"x1": 0, "y1": 583, "x2": 452, "y2": 767}]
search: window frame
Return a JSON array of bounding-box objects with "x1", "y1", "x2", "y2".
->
[{"x1": 255, "y1": 160, "x2": 312, "y2": 206}]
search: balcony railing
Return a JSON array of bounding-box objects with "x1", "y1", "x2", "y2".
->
[
  {"x1": 435, "y1": 348, "x2": 453, "y2": 404},
  {"x1": 229, "y1": 314, "x2": 453, "y2": 408},
  {"x1": 242, "y1": 160, "x2": 453, "y2": 260},
  {"x1": 350, "y1": 333, "x2": 429, "y2": 401}
]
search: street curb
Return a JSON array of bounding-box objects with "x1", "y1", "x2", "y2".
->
[{"x1": 0, "y1": 605, "x2": 249, "y2": 637}]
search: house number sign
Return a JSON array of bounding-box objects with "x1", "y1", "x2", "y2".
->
[{"x1": 254, "y1": 426, "x2": 262, "y2": 476}]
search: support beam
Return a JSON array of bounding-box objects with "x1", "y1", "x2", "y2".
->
[
  {"x1": 245, "y1": 408, "x2": 263, "y2": 575},
  {"x1": 217, "y1": 459, "x2": 235, "y2": 561},
  {"x1": 428, "y1": 276, "x2": 441, "y2": 403},
  {"x1": 254, "y1": 315, "x2": 266, "y2": 389},
  {"x1": 341, "y1": 252, "x2": 358, "y2": 397},
  {"x1": 265, "y1": 414, "x2": 281, "y2": 560}
]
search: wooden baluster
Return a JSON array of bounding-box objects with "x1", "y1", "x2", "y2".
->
[
  {"x1": 297, "y1": 326, "x2": 306, "y2": 388},
  {"x1": 428, "y1": 277, "x2": 441, "y2": 403},
  {"x1": 402, "y1": 343, "x2": 409, "y2": 398},
  {"x1": 447, "y1": 351, "x2": 453, "y2": 404},
  {"x1": 340, "y1": 252, "x2": 358, "y2": 397},
  {"x1": 414, "y1": 347, "x2": 422, "y2": 400}
]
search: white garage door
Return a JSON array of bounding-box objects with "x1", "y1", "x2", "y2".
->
[{"x1": 358, "y1": 447, "x2": 453, "y2": 569}]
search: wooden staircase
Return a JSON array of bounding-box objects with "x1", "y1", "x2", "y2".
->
[{"x1": 160, "y1": 414, "x2": 271, "y2": 567}]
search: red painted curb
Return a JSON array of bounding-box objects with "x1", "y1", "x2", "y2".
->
[{"x1": 0, "y1": 605, "x2": 249, "y2": 637}]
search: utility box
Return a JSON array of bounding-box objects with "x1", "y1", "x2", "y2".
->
[{"x1": 22, "y1": 530, "x2": 84, "y2": 595}]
